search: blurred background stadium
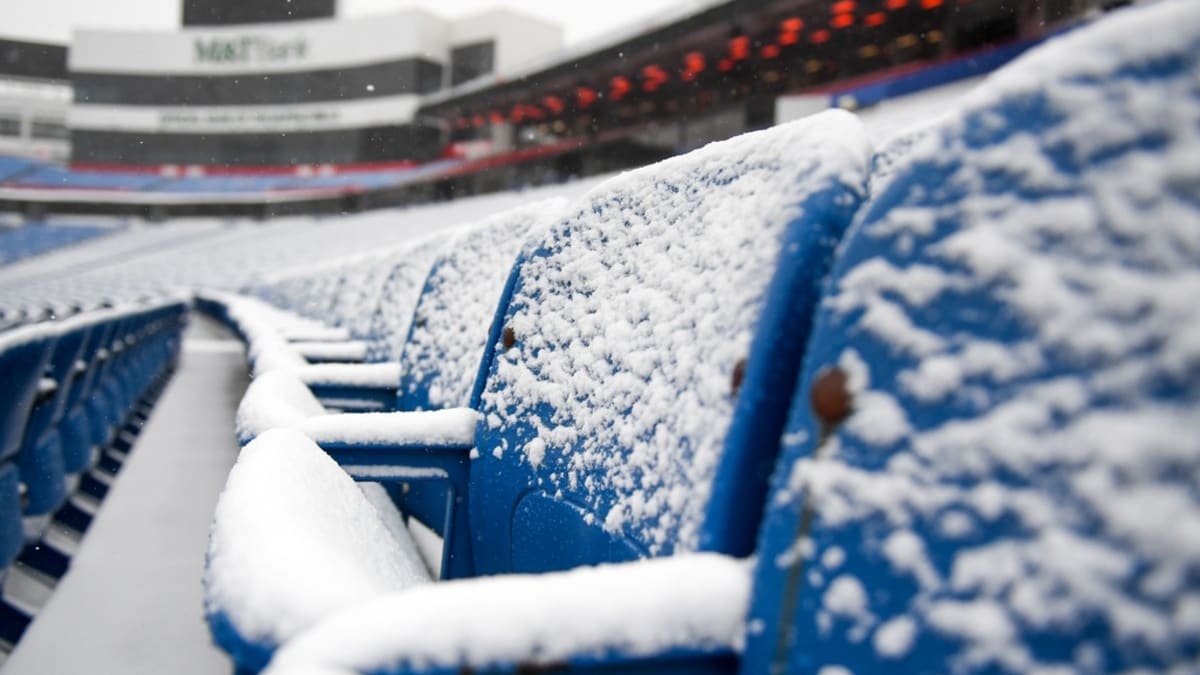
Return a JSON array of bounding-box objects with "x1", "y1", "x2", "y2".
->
[{"x1": 0, "y1": 0, "x2": 1125, "y2": 219}]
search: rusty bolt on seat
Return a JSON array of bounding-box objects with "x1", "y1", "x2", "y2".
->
[
  {"x1": 731, "y1": 357, "x2": 748, "y2": 396},
  {"x1": 502, "y1": 326, "x2": 516, "y2": 351},
  {"x1": 810, "y1": 365, "x2": 853, "y2": 428}
]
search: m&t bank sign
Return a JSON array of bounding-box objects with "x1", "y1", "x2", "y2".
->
[{"x1": 194, "y1": 36, "x2": 309, "y2": 64}]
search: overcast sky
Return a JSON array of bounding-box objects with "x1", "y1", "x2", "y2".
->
[{"x1": 2, "y1": 0, "x2": 691, "y2": 46}]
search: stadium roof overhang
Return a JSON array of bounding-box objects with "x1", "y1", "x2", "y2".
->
[{"x1": 416, "y1": 0, "x2": 1023, "y2": 133}]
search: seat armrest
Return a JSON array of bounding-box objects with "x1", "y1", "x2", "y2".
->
[
  {"x1": 295, "y1": 363, "x2": 403, "y2": 389},
  {"x1": 205, "y1": 429, "x2": 432, "y2": 672},
  {"x1": 298, "y1": 409, "x2": 478, "y2": 450},
  {"x1": 291, "y1": 341, "x2": 369, "y2": 364},
  {"x1": 265, "y1": 553, "x2": 750, "y2": 675},
  {"x1": 236, "y1": 370, "x2": 330, "y2": 444},
  {"x1": 296, "y1": 363, "x2": 402, "y2": 412}
]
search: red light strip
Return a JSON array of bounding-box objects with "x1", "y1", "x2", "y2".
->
[{"x1": 729, "y1": 35, "x2": 751, "y2": 61}]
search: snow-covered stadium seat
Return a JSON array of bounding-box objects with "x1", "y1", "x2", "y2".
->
[
  {"x1": 207, "y1": 4, "x2": 1200, "y2": 673},
  {"x1": 232, "y1": 198, "x2": 564, "y2": 419},
  {"x1": 0, "y1": 299, "x2": 188, "y2": 643},
  {"x1": 0, "y1": 326, "x2": 55, "y2": 568},
  {"x1": 362, "y1": 233, "x2": 453, "y2": 364},
  {"x1": 205, "y1": 109, "x2": 872, "y2": 672},
  {"x1": 744, "y1": 2, "x2": 1200, "y2": 673},
  {"x1": 302, "y1": 198, "x2": 565, "y2": 411},
  {"x1": 16, "y1": 320, "x2": 89, "y2": 538}
]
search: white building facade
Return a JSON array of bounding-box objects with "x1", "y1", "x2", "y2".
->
[{"x1": 66, "y1": 9, "x2": 561, "y2": 167}]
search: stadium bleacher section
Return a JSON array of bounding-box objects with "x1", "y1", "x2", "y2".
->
[
  {"x1": 0, "y1": 222, "x2": 121, "y2": 266},
  {"x1": 0, "y1": 300, "x2": 187, "y2": 647},
  {"x1": 0, "y1": 2, "x2": 1196, "y2": 672},
  {"x1": 0, "y1": 158, "x2": 37, "y2": 184}
]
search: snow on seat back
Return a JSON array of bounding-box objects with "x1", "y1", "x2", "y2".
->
[
  {"x1": 326, "y1": 251, "x2": 403, "y2": 340},
  {"x1": 252, "y1": 259, "x2": 347, "y2": 326},
  {"x1": 364, "y1": 233, "x2": 452, "y2": 363},
  {"x1": 395, "y1": 198, "x2": 567, "y2": 412},
  {"x1": 470, "y1": 110, "x2": 871, "y2": 576},
  {"x1": 743, "y1": 3, "x2": 1200, "y2": 673}
]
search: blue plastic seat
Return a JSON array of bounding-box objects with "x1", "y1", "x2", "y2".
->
[
  {"x1": 234, "y1": 5, "x2": 1200, "y2": 674},
  {"x1": 0, "y1": 327, "x2": 55, "y2": 567},
  {"x1": 16, "y1": 321, "x2": 90, "y2": 535},
  {"x1": 743, "y1": 3, "x2": 1200, "y2": 672},
  {"x1": 59, "y1": 321, "x2": 117, "y2": 475},
  {"x1": 206, "y1": 109, "x2": 872, "y2": 673},
  {"x1": 303, "y1": 200, "x2": 565, "y2": 411}
]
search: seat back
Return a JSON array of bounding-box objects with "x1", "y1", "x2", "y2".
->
[
  {"x1": 742, "y1": 4, "x2": 1200, "y2": 672},
  {"x1": 395, "y1": 198, "x2": 567, "y2": 412},
  {"x1": 24, "y1": 322, "x2": 89, "y2": 444},
  {"x1": 17, "y1": 321, "x2": 89, "y2": 517},
  {"x1": 319, "y1": 249, "x2": 408, "y2": 341},
  {"x1": 468, "y1": 111, "x2": 871, "y2": 576},
  {"x1": 364, "y1": 233, "x2": 452, "y2": 363},
  {"x1": 0, "y1": 326, "x2": 56, "y2": 464}
]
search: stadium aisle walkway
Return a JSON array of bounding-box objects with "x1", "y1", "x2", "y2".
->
[{"x1": 5, "y1": 314, "x2": 245, "y2": 674}]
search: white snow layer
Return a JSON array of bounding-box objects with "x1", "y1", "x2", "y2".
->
[
  {"x1": 264, "y1": 553, "x2": 751, "y2": 674},
  {"x1": 237, "y1": 369, "x2": 478, "y2": 446},
  {"x1": 296, "y1": 408, "x2": 478, "y2": 448},
  {"x1": 236, "y1": 370, "x2": 330, "y2": 440},
  {"x1": 0, "y1": 176, "x2": 609, "y2": 316},
  {"x1": 204, "y1": 429, "x2": 431, "y2": 648},
  {"x1": 291, "y1": 362, "x2": 403, "y2": 388},
  {"x1": 481, "y1": 109, "x2": 871, "y2": 553},
  {"x1": 399, "y1": 198, "x2": 567, "y2": 409},
  {"x1": 784, "y1": 1, "x2": 1200, "y2": 671},
  {"x1": 364, "y1": 233, "x2": 453, "y2": 362}
]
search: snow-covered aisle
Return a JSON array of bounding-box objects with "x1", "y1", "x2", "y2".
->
[{"x1": 4, "y1": 314, "x2": 244, "y2": 674}]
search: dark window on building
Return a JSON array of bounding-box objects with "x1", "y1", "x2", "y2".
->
[
  {"x1": 73, "y1": 58, "x2": 445, "y2": 106},
  {"x1": 31, "y1": 119, "x2": 68, "y2": 140},
  {"x1": 0, "y1": 39, "x2": 68, "y2": 81},
  {"x1": 183, "y1": 0, "x2": 335, "y2": 26},
  {"x1": 450, "y1": 41, "x2": 495, "y2": 87},
  {"x1": 71, "y1": 125, "x2": 443, "y2": 166},
  {"x1": 0, "y1": 116, "x2": 21, "y2": 137}
]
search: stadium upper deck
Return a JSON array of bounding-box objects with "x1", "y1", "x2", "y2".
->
[{"x1": 0, "y1": 0, "x2": 1124, "y2": 218}]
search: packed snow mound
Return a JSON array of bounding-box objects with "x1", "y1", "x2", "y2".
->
[
  {"x1": 205, "y1": 429, "x2": 431, "y2": 668},
  {"x1": 398, "y1": 197, "x2": 567, "y2": 411},
  {"x1": 478, "y1": 109, "x2": 872, "y2": 556},
  {"x1": 756, "y1": 2, "x2": 1200, "y2": 672},
  {"x1": 265, "y1": 553, "x2": 751, "y2": 674}
]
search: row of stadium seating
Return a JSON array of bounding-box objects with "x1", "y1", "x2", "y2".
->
[
  {"x1": 0, "y1": 37, "x2": 1041, "y2": 205},
  {"x1": 0, "y1": 300, "x2": 188, "y2": 648},
  {"x1": 192, "y1": 3, "x2": 1200, "y2": 673},
  {"x1": 0, "y1": 222, "x2": 121, "y2": 267},
  {"x1": 0, "y1": 159, "x2": 457, "y2": 196}
]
